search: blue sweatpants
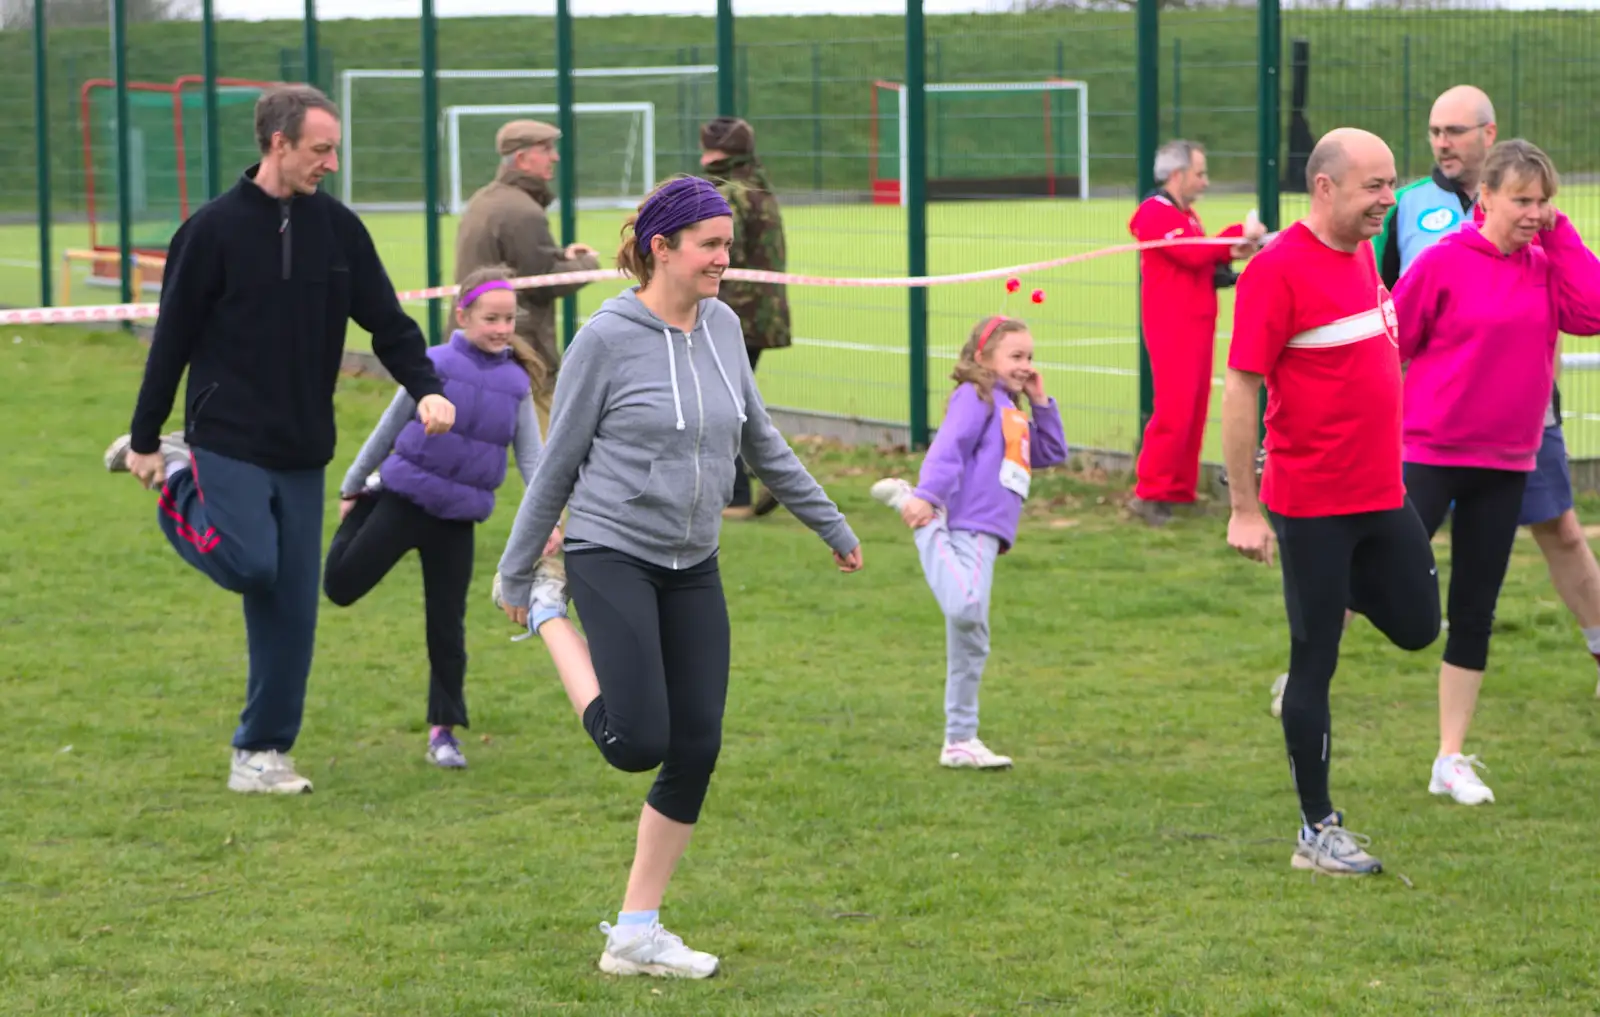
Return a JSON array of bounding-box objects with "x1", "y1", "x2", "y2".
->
[{"x1": 157, "y1": 447, "x2": 325, "y2": 752}]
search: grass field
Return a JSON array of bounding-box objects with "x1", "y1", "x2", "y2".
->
[
  {"x1": 7, "y1": 324, "x2": 1600, "y2": 1014},
  {"x1": 10, "y1": 184, "x2": 1600, "y2": 461}
]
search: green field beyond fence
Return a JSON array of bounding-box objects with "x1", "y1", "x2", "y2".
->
[{"x1": 5, "y1": 3, "x2": 1600, "y2": 460}]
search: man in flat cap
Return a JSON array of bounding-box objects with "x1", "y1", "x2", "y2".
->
[
  {"x1": 700, "y1": 116, "x2": 792, "y2": 519},
  {"x1": 456, "y1": 118, "x2": 599, "y2": 437}
]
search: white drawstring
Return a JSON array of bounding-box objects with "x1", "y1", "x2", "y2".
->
[
  {"x1": 663, "y1": 328, "x2": 686, "y2": 431},
  {"x1": 701, "y1": 321, "x2": 747, "y2": 423}
]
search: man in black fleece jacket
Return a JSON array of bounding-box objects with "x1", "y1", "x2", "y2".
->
[{"x1": 104, "y1": 84, "x2": 455, "y2": 795}]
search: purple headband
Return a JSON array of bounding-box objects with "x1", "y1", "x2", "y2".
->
[
  {"x1": 634, "y1": 177, "x2": 733, "y2": 257},
  {"x1": 460, "y1": 279, "x2": 514, "y2": 308}
]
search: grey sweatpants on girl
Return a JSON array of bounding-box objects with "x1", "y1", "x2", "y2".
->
[{"x1": 914, "y1": 519, "x2": 1000, "y2": 743}]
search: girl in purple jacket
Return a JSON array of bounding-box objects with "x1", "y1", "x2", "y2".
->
[
  {"x1": 324, "y1": 264, "x2": 556, "y2": 770},
  {"x1": 869, "y1": 314, "x2": 1069, "y2": 769}
]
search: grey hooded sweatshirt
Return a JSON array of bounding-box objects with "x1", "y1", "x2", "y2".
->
[{"x1": 497, "y1": 288, "x2": 859, "y2": 607}]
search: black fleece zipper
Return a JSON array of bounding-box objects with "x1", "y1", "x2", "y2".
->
[{"x1": 279, "y1": 199, "x2": 291, "y2": 280}]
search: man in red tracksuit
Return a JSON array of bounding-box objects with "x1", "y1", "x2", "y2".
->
[{"x1": 1128, "y1": 139, "x2": 1263, "y2": 526}]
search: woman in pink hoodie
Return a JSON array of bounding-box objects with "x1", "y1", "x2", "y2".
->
[{"x1": 1394, "y1": 139, "x2": 1600, "y2": 807}]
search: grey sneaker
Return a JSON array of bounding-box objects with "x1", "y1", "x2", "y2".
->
[
  {"x1": 104, "y1": 432, "x2": 189, "y2": 476},
  {"x1": 426, "y1": 728, "x2": 468, "y2": 769},
  {"x1": 227, "y1": 749, "x2": 313, "y2": 794},
  {"x1": 597, "y1": 921, "x2": 719, "y2": 980},
  {"x1": 1126, "y1": 496, "x2": 1173, "y2": 527},
  {"x1": 1292, "y1": 813, "x2": 1382, "y2": 876}
]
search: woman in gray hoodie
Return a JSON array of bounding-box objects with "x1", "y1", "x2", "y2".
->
[{"x1": 495, "y1": 175, "x2": 863, "y2": 980}]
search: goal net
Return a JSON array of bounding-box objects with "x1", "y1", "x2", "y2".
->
[
  {"x1": 79, "y1": 75, "x2": 274, "y2": 285},
  {"x1": 447, "y1": 103, "x2": 655, "y2": 213},
  {"x1": 868, "y1": 79, "x2": 1089, "y2": 206},
  {"x1": 338, "y1": 64, "x2": 715, "y2": 212}
]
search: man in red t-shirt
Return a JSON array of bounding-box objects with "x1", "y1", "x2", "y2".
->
[
  {"x1": 1127, "y1": 139, "x2": 1264, "y2": 526},
  {"x1": 1222, "y1": 127, "x2": 1442, "y2": 877}
]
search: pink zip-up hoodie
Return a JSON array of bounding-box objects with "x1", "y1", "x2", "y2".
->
[{"x1": 1394, "y1": 210, "x2": 1600, "y2": 471}]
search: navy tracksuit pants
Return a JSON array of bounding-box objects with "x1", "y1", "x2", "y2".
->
[{"x1": 158, "y1": 446, "x2": 325, "y2": 752}]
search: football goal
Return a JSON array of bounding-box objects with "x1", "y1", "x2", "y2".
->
[
  {"x1": 78, "y1": 75, "x2": 277, "y2": 289},
  {"x1": 868, "y1": 79, "x2": 1090, "y2": 206},
  {"x1": 337, "y1": 64, "x2": 715, "y2": 212},
  {"x1": 446, "y1": 102, "x2": 655, "y2": 213}
]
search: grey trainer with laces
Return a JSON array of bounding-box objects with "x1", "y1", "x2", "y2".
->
[{"x1": 1292, "y1": 812, "x2": 1382, "y2": 876}]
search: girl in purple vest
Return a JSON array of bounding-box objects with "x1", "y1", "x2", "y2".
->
[{"x1": 324, "y1": 264, "x2": 552, "y2": 769}]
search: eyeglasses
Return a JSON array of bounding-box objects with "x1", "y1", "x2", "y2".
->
[{"x1": 1429, "y1": 123, "x2": 1489, "y2": 139}]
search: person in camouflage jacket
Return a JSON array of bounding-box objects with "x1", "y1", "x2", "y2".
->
[{"x1": 700, "y1": 116, "x2": 792, "y2": 517}]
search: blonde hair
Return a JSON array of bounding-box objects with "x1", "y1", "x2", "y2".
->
[
  {"x1": 615, "y1": 176, "x2": 695, "y2": 288},
  {"x1": 952, "y1": 316, "x2": 1030, "y2": 406},
  {"x1": 455, "y1": 263, "x2": 542, "y2": 388},
  {"x1": 1484, "y1": 138, "x2": 1559, "y2": 198}
]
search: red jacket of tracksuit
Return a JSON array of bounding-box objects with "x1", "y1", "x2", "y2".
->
[{"x1": 1129, "y1": 189, "x2": 1243, "y2": 503}]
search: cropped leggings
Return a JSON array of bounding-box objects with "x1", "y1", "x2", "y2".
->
[
  {"x1": 1403, "y1": 463, "x2": 1529, "y2": 672},
  {"x1": 567, "y1": 546, "x2": 730, "y2": 825}
]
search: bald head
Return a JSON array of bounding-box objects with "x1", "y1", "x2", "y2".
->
[
  {"x1": 1304, "y1": 128, "x2": 1397, "y2": 249},
  {"x1": 1305, "y1": 128, "x2": 1391, "y2": 191},
  {"x1": 1430, "y1": 85, "x2": 1497, "y2": 189},
  {"x1": 1432, "y1": 85, "x2": 1496, "y2": 130}
]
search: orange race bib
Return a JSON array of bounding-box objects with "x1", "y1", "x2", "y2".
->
[{"x1": 999, "y1": 406, "x2": 1032, "y2": 499}]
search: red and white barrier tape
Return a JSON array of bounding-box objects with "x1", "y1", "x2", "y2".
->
[{"x1": 0, "y1": 235, "x2": 1262, "y2": 328}]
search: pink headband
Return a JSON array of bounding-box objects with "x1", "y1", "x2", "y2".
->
[{"x1": 460, "y1": 279, "x2": 514, "y2": 308}]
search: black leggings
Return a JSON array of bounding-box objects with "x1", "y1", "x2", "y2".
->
[
  {"x1": 1271, "y1": 503, "x2": 1441, "y2": 825},
  {"x1": 567, "y1": 546, "x2": 731, "y2": 825},
  {"x1": 1403, "y1": 463, "x2": 1530, "y2": 672},
  {"x1": 323, "y1": 492, "x2": 476, "y2": 728}
]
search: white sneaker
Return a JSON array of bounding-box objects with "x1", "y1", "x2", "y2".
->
[
  {"x1": 940, "y1": 737, "x2": 1013, "y2": 769},
  {"x1": 597, "y1": 921, "x2": 719, "y2": 980},
  {"x1": 1291, "y1": 813, "x2": 1383, "y2": 876},
  {"x1": 1269, "y1": 672, "x2": 1288, "y2": 718},
  {"x1": 227, "y1": 749, "x2": 313, "y2": 794},
  {"x1": 870, "y1": 477, "x2": 913, "y2": 511},
  {"x1": 1429, "y1": 753, "x2": 1494, "y2": 805}
]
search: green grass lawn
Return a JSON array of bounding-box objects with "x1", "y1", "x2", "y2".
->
[
  {"x1": 11, "y1": 183, "x2": 1600, "y2": 461},
  {"x1": 6, "y1": 324, "x2": 1600, "y2": 1014}
]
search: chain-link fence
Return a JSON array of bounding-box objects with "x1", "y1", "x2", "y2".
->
[{"x1": 7, "y1": 1, "x2": 1600, "y2": 461}]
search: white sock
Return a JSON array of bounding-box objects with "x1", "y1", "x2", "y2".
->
[{"x1": 1582, "y1": 625, "x2": 1600, "y2": 655}]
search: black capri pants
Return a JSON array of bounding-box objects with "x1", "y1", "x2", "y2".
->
[
  {"x1": 566, "y1": 545, "x2": 731, "y2": 825},
  {"x1": 1403, "y1": 463, "x2": 1529, "y2": 672}
]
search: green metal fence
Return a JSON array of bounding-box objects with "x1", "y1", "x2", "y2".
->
[{"x1": 7, "y1": 0, "x2": 1600, "y2": 461}]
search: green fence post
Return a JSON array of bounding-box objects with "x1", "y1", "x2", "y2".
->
[
  {"x1": 810, "y1": 43, "x2": 822, "y2": 191},
  {"x1": 1257, "y1": 0, "x2": 1280, "y2": 430},
  {"x1": 304, "y1": 0, "x2": 320, "y2": 89},
  {"x1": 1401, "y1": 34, "x2": 1411, "y2": 180},
  {"x1": 202, "y1": 0, "x2": 221, "y2": 199},
  {"x1": 113, "y1": 0, "x2": 133, "y2": 311},
  {"x1": 556, "y1": 0, "x2": 578, "y2": 350},
  {"x1": 717, "y1": 0, "x2": 735, "y2": 117},
  {"x1": 1135, "y1": 0, "x2": 1158, "y2": 438},
  {"x1": 1172, "y1": 38, "x2": 1182, "y2": 138},
  {"x1": 33, "y1": 0, "x2": 52, "y2": 307},
  {"x1": 421, "y1": 0, "x2": 441, "y2": 346},
  {"x1": 907, "y1": 0, "x2": 929, "y2": 449},
  {"x1": 1509, "y1": 33, "x2": 1519, "y2": 137}
]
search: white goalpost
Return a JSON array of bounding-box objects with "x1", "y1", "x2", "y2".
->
[
  {"x1": 871, "y1": 79, "x2": 1091, "y2": 207},
  {"x1": 445, "y1": 102, "x2": 655, "y2": 213},
  {"x1": 337, "y1": 64, "x2": 714, "y2": 211}
]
